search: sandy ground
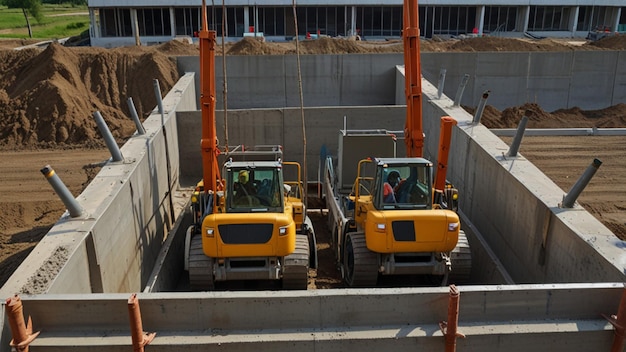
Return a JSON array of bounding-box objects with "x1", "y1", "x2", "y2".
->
[{"x1": 1, "y1": 35, "x2": 626, "y2": 289}]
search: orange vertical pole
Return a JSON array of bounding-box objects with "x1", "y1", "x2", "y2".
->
[
  {"x1": 5, "y1": 295, "x2": 39, "y2": 352},
  {"x1": 434, "y1": 116, "x2": 457, "y2": 193},
  {"x1": 606, "y1": 285, "x2": 626, "y2": 352},
  {"x1": 128, "y1": 294, "x2": 155, "y2": 352},
  {"x1": 403, "y1": 0, "x2": 424, "y2": 158},
  {"x1": 199, "y1": 0, "x2": 222, "y2": 206},
  {"x1": 439, "y1": 285, "x2": 465, "y2": 352}
]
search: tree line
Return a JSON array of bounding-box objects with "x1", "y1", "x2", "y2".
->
[{"x1": 1, "y1": 0, "x2": 87, "y2": 38}]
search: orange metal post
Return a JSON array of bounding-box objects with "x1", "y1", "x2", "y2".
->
[
  {"x1": 128, "y1": 294, "x2": 155, "y2": 352},
  {"x1": 439, "y1": 285, "x2": 465, "y2": 352},
  {"x1": 434, "y1": 116, "x2": 458, "y2": 193},
  {"x1": 5, "y1": 295, "x2": 39, "y2": 352},
  {"x1": 199, "y1": 0, "x2": 222, "y2": 207},
  {"x1": 403, "y1": 0, "x2": 424, "y2": 158},
  {"x1": 605, "y1": 285, "x2": 626, "y2": 352}
]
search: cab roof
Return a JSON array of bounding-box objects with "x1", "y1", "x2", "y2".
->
[{"x1": 375, "y1": 157, "x2": 432, "y2": 167}]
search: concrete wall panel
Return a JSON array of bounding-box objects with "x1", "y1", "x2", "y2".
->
[
  {"x1": 420, "y1": 76, "x2": 626, "y2": 284},
  {"x1": 0, "y1": 73, "x2": 197, "y2": 296},
  {"x1": 569, "y1": 51, "x2": 619, "y2": 110}
]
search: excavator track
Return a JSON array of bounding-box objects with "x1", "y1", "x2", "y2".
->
[
  {"x1": 188, "y1": 233, "x2": 215, "y2": 291},
  {"x1": 282, "y1": 234, "x2": 310, "y2": 289},
  {"x1": 344, "y1": 232, "x2": 379, "y2": 287},
  {"x1": 449, "y1": 230, "x2": 472, "y2": 284}
]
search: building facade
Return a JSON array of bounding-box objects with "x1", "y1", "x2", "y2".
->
[{"x1": 87, "y1": 1, "x2": 626, "y2": 47}]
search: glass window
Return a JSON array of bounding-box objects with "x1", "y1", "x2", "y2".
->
[
  {"x1": 378, "y1": 165, "x2": 432, "y2": 210},
  {"x1": 529, "y1": 6, "x2": 570, "y2": 31},
  {"x1": 175, "y1": 8, "x2": 200, "y2": 36},
  {"x1": 484, "y1": 6, "x2": 518, "y2": 33},
  {"x1": 100, "y1": 8, "x2": 132, "y2": 37},
  {"x1": 229, "y1": 168, "x2": 283, "y2": 211},
  {"x1": 137, "y1": 8, "x2": 172, "y2": 36}
]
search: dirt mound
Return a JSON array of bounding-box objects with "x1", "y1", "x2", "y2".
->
[
  {"x1": 477, "y1": 103, "x2": 626, "y2": 128},
  {"x1": 588, "y1": 35, "x2": 626, "y2": 50},
  {"x1": 300, "y1": 37, "x2": 369, "y2": 54},
  {"x1": 153, "y1": 39, "x2": 199, "y2": 56},
  {"x1": 227, "y1": 37, "x2": 288, "y2": 55},
  {"x1": 446, "y1": 36, "x2": 573, "y2": 52},
  {"x1": 0, "y1": 42, "x2": 180, "y2": 149}
]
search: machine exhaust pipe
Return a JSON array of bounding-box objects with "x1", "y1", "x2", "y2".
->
[
  {"x1": 40, "y1": 165, "x2": 84, "y2": 218},
  {"x1": 93, "y1": 111, "x2": 124, "y2": 162},
  {"x1": 561, "y1": 158, "x2": 602, "y2": 208}
]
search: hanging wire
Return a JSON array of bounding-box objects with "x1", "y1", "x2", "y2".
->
[
  {"x1": 291, "y1": 0, "x2": 308, "y2": 207},
  {"x1": 221, "y1": 0, "x2": 229, "y2": 151}
]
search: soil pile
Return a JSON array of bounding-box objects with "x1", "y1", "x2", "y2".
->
[
  {"x1": 588, "y1": 35, "x2": 626, "y2": 50},
  {"x1": 0, "y1": 42, "x2": 180, "y2": 150},
  {"x1": 477, "y1": 102, "x2": 626, "y2": 128},
  {"x1": 227, "y1": 37, "x2": 289, "y2": 55}
]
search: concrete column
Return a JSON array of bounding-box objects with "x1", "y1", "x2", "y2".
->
[
  {"x1": 476, "y1": 6, "x2": 485, "y2": 36},
  {"x1": 520, "y1": 6, "x2": 530, "y2": 33},
  {"x1": 351, "y1": 6, "x2": 357, "y2": 36},
  {"x1": 610, "y1": 7, "x2": 620, "y2": 33},
  {"x1": 170, "y1": 7, "x2": 176, "y2": 37},
  {"x1": 244, "y1": 6, "x2": 250, "y2": 33},
  {"x1": 89, "y1": 8, "x2": 99, "y2": 39},
  {"x1": 570, "y1": 6, "x2": 580, "y2": 36},
  {"x1": 131, "y1": 8, "x2": 141, "y2": 46}
]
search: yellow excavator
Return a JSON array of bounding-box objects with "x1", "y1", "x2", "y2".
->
[
  {"x1": 184, "y1": 1, "x2": 315, "y2": 290},
  {"x1": 323, "y1": 0, "x2": 471, "y2": 287}
]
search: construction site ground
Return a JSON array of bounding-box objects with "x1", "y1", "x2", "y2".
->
[{"x1": 1, "y1": 35, "x2": 625, "y2": 290}]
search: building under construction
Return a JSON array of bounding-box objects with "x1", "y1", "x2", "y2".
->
[{"x1": 88, "y1": 0, "x2": 626, "y2": 47}]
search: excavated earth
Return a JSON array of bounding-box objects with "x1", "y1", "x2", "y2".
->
[{"x1": 1, "y1": 35, "x2": 626, "y2": 289}]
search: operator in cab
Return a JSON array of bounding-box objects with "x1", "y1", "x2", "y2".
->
[{"x1": 233, "y1": 170, "x2": 256, "y2": 201}]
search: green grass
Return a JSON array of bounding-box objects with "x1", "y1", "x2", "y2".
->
[{"x1": 0, "y1": 4, "x2": 89, "y2": 39}]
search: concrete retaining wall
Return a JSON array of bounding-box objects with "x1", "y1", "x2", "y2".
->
[
  {"x1": 5, "y1": 283, "x2": 624, "y2": 351},
  {"x1": 0, "y1": 73, "x2": 197, "y2": 297},
  {"x1": 418, "y1": 76, "x2": 626, "y2": 283},
  {"x1": 177, "y1": 106, "x2": 406, "y2": 187},
  {"x1": 178, "y1": 51, "x2": 626, "y2": 112}
]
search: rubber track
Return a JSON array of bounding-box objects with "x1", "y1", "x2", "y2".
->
[
  {"x1": 345, "y1": 233, "x2": 379, "y2": 287},
  {"x1": 282, "y1": 235, "x2": 310, "y2": 290},
  {"x1": 188, "y1": 234, "x2": 215, "y2": 291},
  {"x1": 449, "y1": 230, "x2": 472, "y2": 285}
]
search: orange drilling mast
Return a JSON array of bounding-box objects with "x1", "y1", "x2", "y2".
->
[
  {"x1": 199, "y1": 0, "x2": 222, "y2": 204},
  {"x1": 322, "y1": 0, "x2": 471, "y2": 287},
  {"x1": 184, "y1": 1, "x2": 315, "y2": 291}
]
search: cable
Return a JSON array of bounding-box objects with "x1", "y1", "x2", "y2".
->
[
  {"x1": 292, "y1": 0, "x2": 308, "y2": 207},
  {"x1": 221, "y1": 0, "x2": 229, "y2": 151}
]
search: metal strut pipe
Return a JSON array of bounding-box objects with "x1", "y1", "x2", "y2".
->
[
  {"x1": 453, "y1": 74, "x2": 469, "y2": 106},
  {"x1": 472, "y1": 90, "x2": 490, "y2": 124},
  {"x1": 128, "y1": 294, "x2": 155, "y2": 352},
  {"x1": 153, "y1": 79, "x2": 165, "y2": 119},
  {"x1": 437, "y1": 68, "x2": 447, "y2": 99},
  {"x1": 439, "y1": 285, "x2": 465, "y2": 352},
  {"x1": 40, "y1": 165, "x2": 84, "y2": 218},
  {"x1": 5, "y1": 295, "x2": 39, "y2": 352},
  {"x1": 507, "y1": 115, "x2": 529, "y2": 157},
  {"x1": 561, "y1": 158, "x2": 602, "y2": 208},
  {"x1": 127, "y1": 97, "x2": 146, "y2": 135},
  {"x1": 93, "y1": 111, "x2": 124, "y2": 162}
]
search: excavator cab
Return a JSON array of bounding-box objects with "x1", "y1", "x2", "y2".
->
[
  {"x1": 226, "y1": 162, "x2": 284, "y2": 211},
  {"x1": 375, "y1": 160, "x2": 433, "y2": 209}
]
